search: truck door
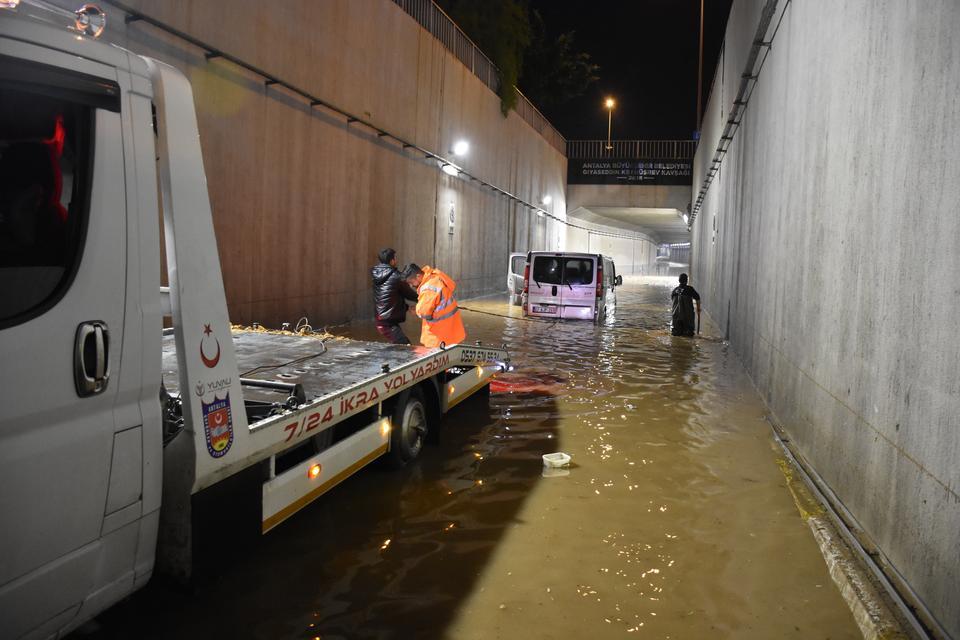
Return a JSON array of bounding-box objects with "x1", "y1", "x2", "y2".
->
[
  {"x1": 527, "y1": 254, "x2": 562, "y2": 317},
  {"x1": 0, "y1": 55, "x2": 132, "y2": 635},
  {"x1": 560, "y1": 257, "x2": 597, "y2": 320}
]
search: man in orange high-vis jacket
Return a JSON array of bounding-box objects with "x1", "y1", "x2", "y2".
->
[{"x1": 402, "y1": 263, "x2": 466, "y2": 348}]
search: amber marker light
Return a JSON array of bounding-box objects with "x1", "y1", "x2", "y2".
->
[
  {"x1": 307, "y1": 463, "x2": 321, "y2": 479},
  {"x1": 380, "y1": 420, "x2": 391, "y2": 436}
]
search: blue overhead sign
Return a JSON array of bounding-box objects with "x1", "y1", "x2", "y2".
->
[{"x1": 568, "y1": 158, "x2": 693, "y2": 186}]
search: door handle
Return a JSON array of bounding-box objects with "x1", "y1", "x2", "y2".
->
[
  {"x1": 75, "y1": 321, "x2": 110, "y2": 397},
  {"x1": 551, "y1": 285, "x2": 558, "y2": 296}
]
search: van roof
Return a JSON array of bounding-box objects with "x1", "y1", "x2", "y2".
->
[{"x1": 527, "y1": 251, "x2": 614, "y2": 261}]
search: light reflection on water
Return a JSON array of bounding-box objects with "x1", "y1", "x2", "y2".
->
[{"x1": 82, "y1": 278, "x2": 859, "y2": 640}]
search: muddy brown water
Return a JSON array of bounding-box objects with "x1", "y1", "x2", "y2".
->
[{"x1": 81, "y1": 277, "x2": 859, "y2": 639}]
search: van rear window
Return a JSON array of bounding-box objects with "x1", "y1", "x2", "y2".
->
[
  {"x1": 531, "y1": 256, "x2": 594, "y2": 286},
  {"x1": 532, "y1": 256, "x2": 562, "y2": 284},
  {"x1": 563, "y1": 259, "x2": 593, "y2": 285}
]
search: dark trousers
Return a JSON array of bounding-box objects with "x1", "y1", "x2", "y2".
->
[{"x1": 376, "y1": 322, "x2": 410, "y2": 345}]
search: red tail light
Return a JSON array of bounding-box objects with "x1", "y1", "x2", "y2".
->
[
  {"x1": 522, "y1": 264, "x2": 530, "y2": 295},
  {"x1": 596, "y1": 264, "x2": 603, "y2": 298}
]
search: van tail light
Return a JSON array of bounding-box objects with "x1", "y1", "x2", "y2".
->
[
  {"x1": 596, "y1": 264, "x2": 603, "y2": 298},
  {"x1": 522, "y1": 264, "x2": 530, "y2": 295}
]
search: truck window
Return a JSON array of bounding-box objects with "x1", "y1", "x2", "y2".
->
[
  {"x1": 532, "y1": 256, "x2": 562, "y2": 284},
  {"x1": 0, "y1": 78, "x2": 94, "y2": 326},
  {"x1": 563, "y1": 258, "x2": 594, "y2": 285}
]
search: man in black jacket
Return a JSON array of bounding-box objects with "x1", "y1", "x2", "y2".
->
[
  {"x1": 371, "y1": 247, "x2": 418, "y2": 344},
  {"x1": 671, "y1": 273, "x2": 701, "y2": 337}
]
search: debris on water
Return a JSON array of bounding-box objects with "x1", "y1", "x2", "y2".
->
[
  {"x1": 490, "y1": 371, "x2": 566, "y2": 395},
  {"x1": 542, "y1": 452, "x2": 571, "y2": 468}
]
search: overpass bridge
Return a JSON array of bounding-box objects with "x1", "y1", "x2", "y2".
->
[{"x1": 562, "y1": 138, "x2": 695, "y2": 273}]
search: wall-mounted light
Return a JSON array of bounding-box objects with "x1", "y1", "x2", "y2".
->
[
  {"x1": 441, "y1": 163, "x2": 459, "y2": 177},
  {"x1": 541, "y1": 195, "x2": 552, "y2": 206},
  {"x1": 683, "y1": 214, "x2": 689, "y2": 225},
  {"x1": 537, "y1": 211, "x2": 545, "y2": 218},
  {"x1": 452, "y1": 140, "x2": 469, "y2": 156}
]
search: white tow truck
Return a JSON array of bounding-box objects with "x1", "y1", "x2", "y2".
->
[{"x1": 0, "y1": 5, "x2": 508, "y2": 638}]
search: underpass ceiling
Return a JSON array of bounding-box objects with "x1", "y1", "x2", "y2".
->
[{"x1": 569, "y1": 206, "x2": 691, "y2": 244}]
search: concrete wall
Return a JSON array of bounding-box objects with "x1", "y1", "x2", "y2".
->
[
  {"x1": 563, "y1": 213, "x2": 659, "y2": 275},
  {"x1": 691, "y1": 1, "x2": 960, "y2": 636},
  {"x1": 97, "y1": 0, "x2": 567, "y2": 325}
]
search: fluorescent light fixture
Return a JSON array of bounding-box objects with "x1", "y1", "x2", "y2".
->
[
  {"x1": 452, "y1": 140, "x2": 469, "y2": 156},
  {"x1": 683, "y1": 214, "x2": 689, "y2": 225},
  {"x1": 441, "y1": 163, "x2": 459, "y2": 177}
]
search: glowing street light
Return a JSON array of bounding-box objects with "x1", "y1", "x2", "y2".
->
[
  {"x1": 541, "y1": 194, "x2": 552, "y2": 206},
  {"x1": 604, "y1": 97, "x2": 615, "y2": 150},
  {"x1": 452, "y1": 140, "x2": 469, "y2": 156}
]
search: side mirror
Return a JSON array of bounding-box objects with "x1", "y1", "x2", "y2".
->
[{"x1": 615, "y1": 275, "x2": 623, "y2": 286}]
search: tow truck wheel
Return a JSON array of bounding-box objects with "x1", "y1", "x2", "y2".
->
[{"x1": 388, "y1": 387, "x2": 428, "y2": 467}]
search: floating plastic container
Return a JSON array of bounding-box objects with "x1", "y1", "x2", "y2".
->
[{"x1": 542, "y1": 452, "x2": 571, "y2": 468}]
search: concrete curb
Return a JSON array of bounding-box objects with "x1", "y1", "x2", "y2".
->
[{"x1": 775, "y1": 450, "x2": 914, "y2": 640}]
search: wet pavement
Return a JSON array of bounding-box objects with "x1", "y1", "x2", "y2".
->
[{"x1": 81, "y1": 276, "x2": 860, "y2": 639}]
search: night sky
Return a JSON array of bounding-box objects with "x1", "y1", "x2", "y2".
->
[{"x1": 526, "y1": 0, "x2": 733, "y2": 141}]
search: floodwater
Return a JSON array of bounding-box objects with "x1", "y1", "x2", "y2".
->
[{"x1": 82, "y1": 277, "x2": 860, "y2": 639}]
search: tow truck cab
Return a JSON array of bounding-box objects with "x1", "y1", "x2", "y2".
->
[
  {"x1": 0, "y1": 7, "x2": 506, "y2": 639},
  {"x1": 0, "y1": 13, "x2": 166, "y2": 640}
]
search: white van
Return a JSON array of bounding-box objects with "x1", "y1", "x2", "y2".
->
[
  {"x1": 507, "y1": 252, "x2": 526, "y2": 305},
  {"x1": 521, "y1": 252, "x2": 622, "y2": 321}
]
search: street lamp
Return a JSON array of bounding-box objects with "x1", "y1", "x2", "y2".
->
[{"x1": 604, "y1": 97, "x2": 615, "y2": 150}]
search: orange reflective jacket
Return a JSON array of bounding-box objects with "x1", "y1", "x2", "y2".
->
[{"x1": 416, "y1": 266, "x2": 466, "y2": 348}]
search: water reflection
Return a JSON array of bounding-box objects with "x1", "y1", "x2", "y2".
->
[{"x1": 79, "y1": 278, "x2": 859, "y2": 640}]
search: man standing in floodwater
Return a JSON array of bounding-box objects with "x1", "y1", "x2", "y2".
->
[{"x1": 671, "y1": 273, "x2": 702, "y2": 337}]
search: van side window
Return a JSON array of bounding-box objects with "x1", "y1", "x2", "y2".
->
[
  {"x1": 511, "y1": 255, "x2": 525, "y2": 274},
  {"x1": 563, "y1": 258, "x2": 593, "y2": 285},
  {"x1": 0, "y1": 85, "x2": 92, "y2": 326}
]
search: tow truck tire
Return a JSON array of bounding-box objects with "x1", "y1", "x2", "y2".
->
[{"x1": 388, "y1": 387, "x2": 428, "y2": 467}]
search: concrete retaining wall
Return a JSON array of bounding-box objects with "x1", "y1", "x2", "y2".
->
[
  {"x1": 691, "y1": 1, "x2": 960, "y2": 636},
  {"x1": 97, "y1": 0, "x2": 567, "y2": 325},
  {"x1": 563, "y1": 216, "x2": 658, "y2": 276}
]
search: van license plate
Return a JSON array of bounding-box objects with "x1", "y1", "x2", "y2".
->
[{"x1": 532, "y1": 305, "x2": 556, "y2": 313}]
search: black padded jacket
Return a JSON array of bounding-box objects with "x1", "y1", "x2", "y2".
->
[{"x1": 371, "y1": 262, "x2": 417, "y2": 323}]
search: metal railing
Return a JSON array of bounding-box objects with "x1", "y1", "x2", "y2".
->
[
  {"x1": 567, "y1": 139, "x2": 697, "y2": 160},
  {"x1": 393, "y1": 0, "x2": 566, "y2": 155}
]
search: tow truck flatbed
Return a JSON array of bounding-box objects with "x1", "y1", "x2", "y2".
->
[
  {"x1": 162, "y1": 329, "x2": 508, "y2": 498},
  {"x1": 162, "y1": 330, "x2": 447, "y2": 402}
]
